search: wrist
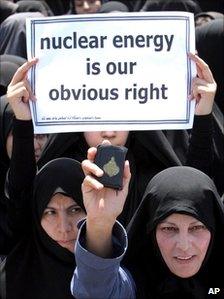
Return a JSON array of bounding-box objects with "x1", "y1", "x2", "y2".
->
[
  {"x1": 86, "y1": 218, "x2": 114, "y2": 257},
  {"x1": 86, "y1": 217, "x2": 115, "y2": 235},
  {"x1": 15, "y1": 114, "x2": 31, "y2": 121}
]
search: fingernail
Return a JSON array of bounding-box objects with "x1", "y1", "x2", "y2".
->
[{"x1": 97, "y1": 169, "x2": 103, "y2": 176}]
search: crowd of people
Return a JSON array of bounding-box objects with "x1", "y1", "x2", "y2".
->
[{"x1": 0, "y1": 1, "x2": 223, "y2": 299}]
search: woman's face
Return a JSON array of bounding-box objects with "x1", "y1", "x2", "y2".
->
[
  {"x1": 75, "y1": 0, "x2": 101, "y2": 14},
  {"x1": 84, "y1": 131, "x2": 129, "y2": 147},
  {"x1": 6, "y1": 132, "x2": 48, "y2": 161},
  {"x1": 156, "y1": 213, "x2": 211, "y2": 278},
  {"x1": 41, "y1": 193, "x2": 86, "y2": 252}
]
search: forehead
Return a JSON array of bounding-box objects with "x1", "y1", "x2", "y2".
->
[
  {"x1": 76, "y1": 0, "x2": 99, "y2": 4},
  {"x1": 48, "y1": 193, "x2": 75, "y2": 207},
  {"x1": 162, "y1": 213, "x2": 199, "y2": 224}
]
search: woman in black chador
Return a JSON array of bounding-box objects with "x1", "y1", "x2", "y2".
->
[
  {"x1": 124, "y1": 166, "x2": 224, "y2": 299},
  {"x1": 71, "y1": 163, "x2": 224, "y2": 298},
  {"x1": 1, "y1": 156, "x2": 86, "y2": 299}
]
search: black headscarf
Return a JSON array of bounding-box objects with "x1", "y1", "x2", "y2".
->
[
  {"x1": 211, "y1": 103, "x2": 224, "y2": 197},
  {"x1": 37, "y1": 129, "x2": 190, "y2": 227},
  {"x1": 0, "y1": 12, "x2": 43, "y2": 59},
  {"x1": 0, "y1": 97, "x2": 32, "y2": 256},
  {"x1": 0, "y1": 54, "x2": 26, "y2": 96},
  {"x1": 0, "y1": 96, "x2": 14, "y2": 254},
  {"x1": 44, "y1": 0, "x2": 76, "y2": 15},
  {"x1": 124, "y1": 166, "x2": 224, "y2": 299},
  {"x1": 196, "y1": 0, "x2": 224, "y2": 14},
  {"x1": 196, "y1": 19, "x2": 224, "y2": 114},
  {"x1": 16, "y1": 0, "x2": 53, "y2": 16},
  {"x1": 141, "y1": 0, "x2": 202, "y2": 14},
  {"x1": 0, "y1": 0, "x2": 18, "y2": 24},
  {"x1": 97, "y1": 1, "x2": 129, "y2": 13},
  {"x1": 0, "y1": 96, "x2": 14, "y2": 202},
  {"x1": 5, "y1": 158, "x2": 85, "y2": 299}
]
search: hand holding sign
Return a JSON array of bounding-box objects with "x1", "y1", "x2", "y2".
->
[
  {"x1": 188, "y1": 53, "x2": 217, "y2": 115},
  {"x1": 6, "y1": 58, "x2": 38, "y2": 120}
]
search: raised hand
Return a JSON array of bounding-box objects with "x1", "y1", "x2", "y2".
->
[
  {"x1": 82, "y1": 141, "x2": 131, "y2": 227},
  {"x1": 188, "y1": 53, "x2": 217, "y2": 115},
  {"x1": 6, "y1": 58, "x2": 38, "y2": 120},
  {"x1": 81, "y1": 140, "x2": 131, "y2": 257}
]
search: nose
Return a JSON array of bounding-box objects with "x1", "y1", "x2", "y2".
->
[
  {"x1": 101, "y1": 131, "x2": 116, "y2": 138},
  {"x1": 58, "y1": 214, "x2": 72, "y2": 233},
  {"x1": 176, "y1": 233, "x2": 190, "y2": 252}
]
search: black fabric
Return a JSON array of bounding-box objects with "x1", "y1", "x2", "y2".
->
[
  {"x1": 16, "y1": 0, "x2": 53, "y2": 16},
  {"x1": 195, "y1": 11, "x2": 224, "y2": 23},
  {"x1": 141, "y1": 0, "x2": 202, "y2": 14},
  {"x1": 124, "y1": 166, "x2": 224, "y2": 299},
  {"x1": 0, "y1": 12, "x2": 43, "y2": 59},
  {"x1": 6, "y1": 119, "x2": 36, "y2": 239},
  {"x1": 98, "y1": 1, "x2": 129, "y2": 12},
  {"x1": 185, "y1": 114, "x2": 213, "y2": 176},
  {"x1": 132, "y1": 0, "x2": 147, "y2": 11},
  {"x1": 43, "y1": 0, "x2": 75, "y2": 15},
  {"x1": 0, "y1": 96, "x2": 13, "y2": 166},
  {"x1": 0, "y1": 1, "x2": 18, "y2": 24},
  {"x1": 0, "y1": 54, "x2": 26, "y2": 96},
  {"x1": 0, "y1": 96, "x2": 13, "y2": 254},
  {"x1": 196, "y1": 19, "x2": 224, "y2": 114},
  {"x1": 211, "y1": 103, "x2": 224, "y2": 197},
  {"x1": 5, "y1": 156, "x2": 85, "y2": 299},
  {"x1": 196, "y1": 0, "x2": 224, "y2": 14}
]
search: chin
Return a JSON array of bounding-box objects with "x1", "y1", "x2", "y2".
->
[
  {"x1": 173, "y1": 269, "x2": 198, "y2": 278},
  {"x1": 65, "y1": 243, "x2": 75, "y2": 253},
  {"x1": 57, "y1": 241, "x2": 75, "y2": 253}
]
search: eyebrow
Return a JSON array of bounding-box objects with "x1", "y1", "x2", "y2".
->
[
  {"x1": 45, "y1": 203, "x2": 80, "y2": 210},
  {"x1": 160, "y1": 220, "x2": 201, "y2": 226}
]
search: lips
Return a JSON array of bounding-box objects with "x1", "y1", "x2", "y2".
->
[{"x1": 174, "y1": 255, "x2": 195, "y2": 263}]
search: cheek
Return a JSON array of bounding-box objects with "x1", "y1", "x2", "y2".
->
[
  {"x1": 157, "y1": 236, "x2": 174, "y2": 259},
  {"x1": 84, "y1": 132, "x2": 101, "y2": 147},
  {"x1": 118, "y1": 132, "x2": 129, "y2": 145},
  {"x1": 156, "y1": 232, "x2": 175, "y2": 262},
  {"x1": 196, "y1": 232, "x2": 211, "y2": 257},
  {"x1": 76, "y1": 8, "x2": 83, "y2": 14},
  {"x1": 41, "y1": 218, "x2": 56, "y2": 238}
]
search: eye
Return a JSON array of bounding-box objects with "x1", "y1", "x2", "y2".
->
[
  {"x1": 189, "y1": 225, "x2": 207, "y2": 232},
  {"x1": 43, "y1": 209, "x2": 56, "y2": 216},
  {"x1": 69, "y1": 206, "x2": 82, "y2": 214},
  {"x1": 161, "y1": 226, "x2": 178, "y2": 232}
]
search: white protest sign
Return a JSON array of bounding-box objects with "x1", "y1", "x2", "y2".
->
[{"x1": 26, "y1": 11, "x2": 196, "y2": 134}]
